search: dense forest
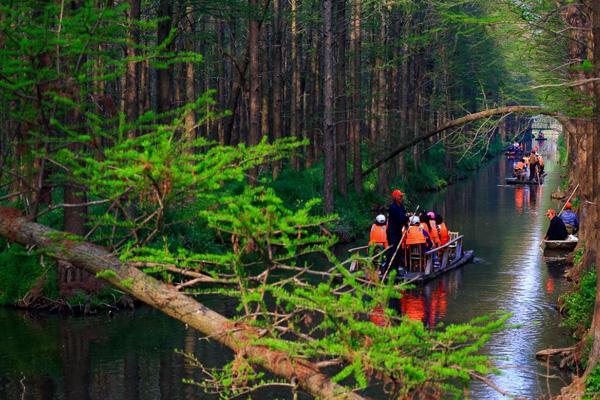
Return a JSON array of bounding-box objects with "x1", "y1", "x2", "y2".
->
[{"x1": 1, "y1": 0, "x2": 600, "y2": 398}]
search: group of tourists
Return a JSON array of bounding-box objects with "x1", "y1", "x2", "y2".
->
[
  {"x1": 506, "y1": 142, "x2": 524, "y2": 154},
  {"x1": 545, "y1": 202, "x2": 580, "y2": 240},
  {"x1": 513, "y1": 147, "x2": 545, "y2": 182},
  {"x1": 368, "y1": 189, "x2": 451, "y2": 274}
]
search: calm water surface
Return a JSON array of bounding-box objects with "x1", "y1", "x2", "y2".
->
[{"x1": 0, "y1": 136, "x2": 574, "y2": 399}]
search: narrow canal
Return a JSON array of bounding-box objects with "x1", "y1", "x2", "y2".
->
[{"x1": 0, "y1": 136, "x2": 574, "y2": 399}]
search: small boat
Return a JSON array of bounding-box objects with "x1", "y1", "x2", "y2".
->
[
  {"x1": 543, "y1": 235, "x2": 578, "y2": 251},
  {"x1": 536, "y1": 135, "x2": 547, "y2": 141}
]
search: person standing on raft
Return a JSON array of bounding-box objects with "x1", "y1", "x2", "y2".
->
[{"x1": 381, "y1": 189, "x2": 408, "y2": 274}]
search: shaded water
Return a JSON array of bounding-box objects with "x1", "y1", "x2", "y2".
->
[{"x1": 0, "y1": 136, "x2": 574, "y2": 399}]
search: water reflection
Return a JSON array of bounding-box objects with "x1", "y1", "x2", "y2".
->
[
  {"x1": 397, "y1": 271, "x2": 460, "y2": 327},
  {"x1": 398, "y1": 135, "x2": 573, "y2": 399}
]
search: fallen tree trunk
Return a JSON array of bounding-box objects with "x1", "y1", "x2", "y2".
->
[
  {"x1": 361, "y1": 105, "x2": 544, "y2": 178},
  {"x1": 0, "y1": 206, "x2": 364, "y2": 400}
]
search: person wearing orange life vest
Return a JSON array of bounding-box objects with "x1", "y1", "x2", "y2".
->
[
  {"x1": 369, "y1": 214, "x2": 389, "y2": 248},
  {"x1": 426, "y1": 211, "x2": 441, "y2": 248},
  {"x1": 514, "y1": 158, "x2": 527, "y2": 181},
  {"x1": 402, "y1": 216, "x2": 432, "y2": 250},
  {"x1": 435, "y1": 214, "x2": 450, "y2": 246}
]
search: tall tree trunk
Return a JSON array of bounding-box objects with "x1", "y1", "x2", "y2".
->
[
  {"x1": 582, "y1": 0, "x2": 600, "y2": 375},
  {"x1": 335, "y1": 0, "x2": 347, "y2": 197},
  {"x1": 183, "y1": 4, "x2": 196, "y2": 144},
  {"x1": 350, "y1": 0, "x2": 362, "y2": 193},
  {"x1": 125, "y1": 0, "x2": 140, "y2": 137},
  {"x1": 156, "y1": 0, "x2": 173, "y2": 114},
  {"x1": 322, "y1": 0, "x2": 335, "y2": 213},
  {"x1": 248, "y1": 0, "x2": 262, "y2": 182},
  {"x1": 272, "y1": 0, "x2": 283, "y2": 178},
  {"x1": 376, "y1": 7, "x2": 388, "y2": 195},
  {"x1": 290, "y1": 0, "x2": 301, "y2": 169}
]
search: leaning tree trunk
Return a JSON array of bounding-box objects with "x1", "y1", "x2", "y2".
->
[
  {"x1": 361, "y1": 105, "x2": 545, "y2": 178},
  {"x1": 0, "y1": 206, "x2": 364, "y2": 400}
]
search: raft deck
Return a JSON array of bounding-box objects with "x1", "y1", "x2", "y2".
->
[{"x1": 397, "y1": 235, "x2": 474, "y2": 284}]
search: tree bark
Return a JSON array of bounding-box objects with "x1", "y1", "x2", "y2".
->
[
  {"x1": 376, "y1": 7, "x2": 388, "y2": 196},
  {"x1": 350, "y1": 0, "x2": 362, "y2": 193},
  {"x1": 248, "y1": 0, "x2": 261, "y2": 182},
  {"x1": 183, "y1": 4, "x2": 196, "y2": 144},
  {"x1": 322, "y1": 0, "x2": 335, "y2": 214},
  {"x1": 583, "y1": 0, "x2": 600, "y2": 375},
  {"x1": 0, "y1": 207, "x2": 365, "y2": 400},
  {"x1": 156, "y1": 0, "x2": 173, "y2": 114},
  {"x1": 271, "y1": 0, "x2": 283, "y2": 178},
  {"x1": 125, "y1": 0, "x2": 140, "y2": 137},
  {"x1": 290, "y1": 0, "x2": 302, "y2": 170},
  {"x1": 335, "y1": 0, "x2": 347, "y2": 197}
]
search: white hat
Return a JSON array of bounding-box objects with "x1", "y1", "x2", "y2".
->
[
  {"x1": 410, "y1": 216, "x2": 420, "y2": 225},
  {"x1": 376, "y1": 214, "x2": 386, "y2": 224}
]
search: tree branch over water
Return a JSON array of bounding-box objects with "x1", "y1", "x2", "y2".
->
[{"x1": 361, "y1": 105, "x2": 545, "y2": 179}]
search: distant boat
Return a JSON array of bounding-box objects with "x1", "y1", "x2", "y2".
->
[
  {"x1": 536, "y1": 134, "x2": 547, "y2": 140},
  {"x1": 505, "y1": 173, "x2": 546, "y2": 185}
]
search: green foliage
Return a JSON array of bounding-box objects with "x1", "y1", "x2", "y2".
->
[
  {"x1": 96, "y1": 269, "x2": 119, "y2": 280},
  {"x1": 0, "y1": 243, "x2": 54, "y2": 305},
  {"x1": 561, "y1": 268, "x2": 596, "y2": 336},
  {"x1": 585, "y1": 364, "x2": 600, "y2": 399}
]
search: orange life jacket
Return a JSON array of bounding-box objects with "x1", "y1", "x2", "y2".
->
[
  {"x1": 514, "y1": 161, "x2": 524, "y2": 170},
  {"x1": 538, "y1": 155, "x2": 544, "y2": 166},
  {"x1": 369, "y1": 224, "x2": 388, "y2": 247},
  {"x1": 438, "y1": 222, "x2": 450, "y2": 245},
  {"x1": 428, "y1": 220, "x2": 440, "y2": 243},
  {"x1": 420, "y1": 222, "x2": 430, "y2": 235},
  {"x1": 405, "y1": 225, "x2": 427, "y2": 246}
]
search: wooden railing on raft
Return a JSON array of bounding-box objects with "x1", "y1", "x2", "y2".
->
[
  {"x1": 422, "y1": 234, "x2": 463, "y2": 275},
  {"x1": 348, "y1": 234, "x2": 464, "y2": 277}
]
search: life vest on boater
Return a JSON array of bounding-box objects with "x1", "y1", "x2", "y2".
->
[
  {"x1": 438, "y1": 222, "x2": 450, "y2": 245},
  {"x1": 369, "y1": 224, "x2": 388, "y2": 248},
  {"x1": 428, "y1": 220, "x2": 441, "y2": 247},
  {"x1": 404, "y1": 225, "x2": 427, "y2": 247}
]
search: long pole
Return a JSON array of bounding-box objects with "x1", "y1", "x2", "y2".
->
[{"x1": 558, "y1": 183, "x2": 580, "y2": 216}]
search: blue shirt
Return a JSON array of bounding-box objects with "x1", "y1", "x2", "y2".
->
[{"x1": 560, "y1": 210, "x2": 579, "y2": 229}]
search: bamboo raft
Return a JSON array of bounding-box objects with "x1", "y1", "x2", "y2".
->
[
  {"x1": 348, "y1": 234, "x2": 475, "y2": 284},
  {"x1": 505, "y1": 172, "x2": 546, "y2": 186},
  {"x1": 397, "y1": 235, "x2": 474, "y2": 284}
]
